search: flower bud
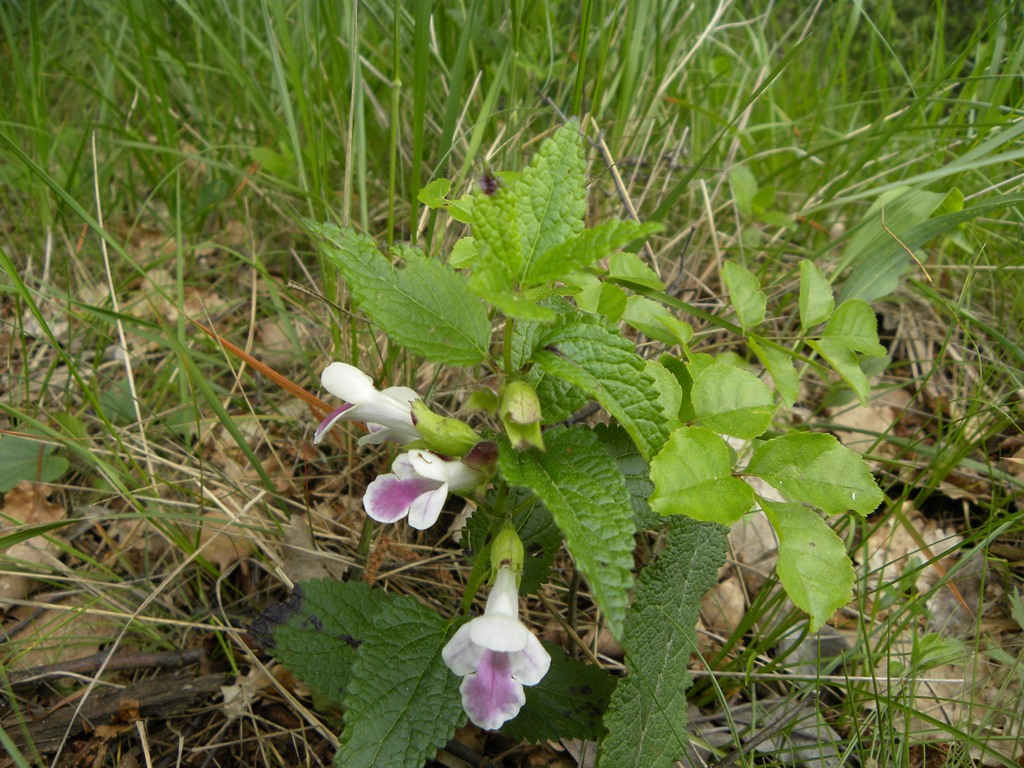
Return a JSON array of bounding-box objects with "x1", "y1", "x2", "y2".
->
[
  {"x1": 490, "y1": 523, "x2": 525, "y2": 575},
  {"x1": 411, "y1": 400, "x2": 480, "y2": 457},
  {"x1": 499, "y1": 379, "x2": 544, "y2": 451},
  {"x1": 462, "y1": 440, "x2": 499, "y2": 474}
]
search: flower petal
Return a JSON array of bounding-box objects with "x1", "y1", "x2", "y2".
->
[
  {"x1": 321, "y1": 362, "x2": 378, "y2": 403},
  {"x1": 441, "y1": 623, "x2": 484, "y2": 677},
  {"x1": 405, "y1": 481, "x2": 449, "y2": 530},
  {"x1": 459, "y1": 650, "x2": 526, "y2": 730},
  {"x1": 509, "y1": 632, "x2": 551, "y2": 686},
  {"x1": 483, "y1": 567, "x2": 520, "y2": 620},
  {"x1": 313, "y1": 404, "x2": 353, "y2": 444},
  {"x1": 468, "y1": 615, "x2": 530, "y2": 653},
  {"x1": 363, "y1": 473, "x2": 439, "y2": 524},
  {"x1": 408, "y1": 450, "x2": 483, "y2": 490}
]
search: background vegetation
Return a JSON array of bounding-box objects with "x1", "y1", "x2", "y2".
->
[{"x1": 1, "y1": 0, "x2": 1022, "y2": 765}]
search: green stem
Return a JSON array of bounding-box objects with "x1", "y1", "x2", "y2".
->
[{"x1": 503, "y1": 318, "x2": 515, "y2": 375}]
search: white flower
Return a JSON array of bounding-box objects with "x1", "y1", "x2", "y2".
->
[
  {"x1": 314, "y1": 362, "x2": 421, "y2": 446},
  {"x1": 363, "y1": 450, "x2": 482, "y2": 530},
  {"x1": 442, "y1": 567, "x2": 551, "y2": 730}
]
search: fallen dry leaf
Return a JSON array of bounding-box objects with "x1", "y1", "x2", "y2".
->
[
  {"x1": 279, "y1": 514, "x2": 332, "y2": 583},
  {"x1": 0, "y1": 481, "x2": 67, "y2": 609},
  {"x1": 197, "y1": 508, "x2": 257, "y2": 573},
  {"x1": 5, "y1": 595, "x2": 125, "y2": 670},
  {"x1": 827, "y1": 386, "x2": 912, "y2": 458}
]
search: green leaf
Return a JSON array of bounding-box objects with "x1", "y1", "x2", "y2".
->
[
  {"x1": 607, "y1": 251, "x2": 664, "y2": 290},
  {"x1": 798, "y1": 260, "x2": 834, "y2": 332},
  {"x1": 807, "y1": 338, "x2": 871, "y2": 404},
  {"x1": 691, "y1": 363, "x2": 776, "y2": 439},
  {"x1": 746, "y1": 432, "x2": 884, "y2": 515},
  {"x1": 467, "y1": 183, "x2": 528, "y2": 301},
  {"x1": 499, "y1": 428, "x2": 636, "y2": 639},
  {"x1": 655, "y1": 314, "x2": 694, "y2": 346},
  {"x1": 762, "y1": 501, "x2": 854, "y2": 632},
  {"x1": 646, "y1": 359, "x2": 683, "y2": 435},
  {"x1": 747, "y1": 338, "x2": 800, "y2": 408},
  {"x1": 336, "y1": 599, "x2": 464, "y2": 768},
  {"x1": 729, "y1": 165, "x2": 758, "y2": 217},
  {"x1": 417, "y1": 177, "x2": 452, "y2": 209},
  {"x1": 650, "y1": 427, "x2": 754, "y2": 524},
  {"x1": 837, "y1": 187, "x2": 961, "y2": 303},
  {"x1": 594, "y1": 423, "x2": 657, "y2": 530},
  {"x1": 721, "y1": 262, "x2": 766, "y2": 330},
  {"x1": 503, "y1": 642, "x2": 616, "y2": 742},
  {"x1": 807, "y1": 299, "x2": 885, "y2": 404},
  {"x1": 418, "y1": 178, "x2": 472, "y2": 223},
  {"x1": 247, "y1": 580, "x2": 388, "y2": 710},
  {"x1": 308, "y1": 223, "x2": 491, "y2": 364},
  {"x1": 448, "y1": 236, "x2": 478, "y2": 267},
  {"x1": 818, "y1": 299, "x2": 886, "y2": 356},
  {"x1": 598, "y1": 518, "x2": 728, "y2": 768},
  {"x1": 0, "y1": 521, "x2": 73, "y2": 551},
  {"x1": 530, "y1": 313, "x2": 669, "y2": 460},
  {"x1": 516, "y1": 120, "x2": 588, "y2": 282},
  {"x1": 621, "y1": 295, "x2": 681, "y2": 344},
  {"x1": 526, "y1": 220, "x2": 661, "y2": 284},
  {"x1": 841, "y1": 192, "x2": 1024, "y2": 302},
  {"x1": 0, "y1": 437, "x2": 69, "y2": 492}
]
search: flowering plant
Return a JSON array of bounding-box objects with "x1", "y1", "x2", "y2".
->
[{"x1": 249, "y1": 121, "x2": 885, "y2": 768}]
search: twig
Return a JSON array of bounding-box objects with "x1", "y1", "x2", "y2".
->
[{"x1": 7, "y1": 647, "x2": 206, "y2": 690}]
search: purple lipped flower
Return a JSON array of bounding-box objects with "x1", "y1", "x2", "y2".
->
[
  {"x1": 442, "y1": 567, "x2": 551, "y2": 730},
  {"x1": 363, "y1": 450, "x2": 482, "y2": 530},
  {"x1": 314, "y1": 362, "x2": 421, "y2": 446}
]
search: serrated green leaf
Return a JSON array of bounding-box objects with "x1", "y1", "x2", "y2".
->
[
  {"x1": 516, "y1": 120, "x2": 587, "y2": 282},
  {"x1": 594, "y1": 423, "x2": 657, "y2": 529},
  {"x1": 746, "y1": 432, "x2": 884, "y2": 515},
  {"x1": 247, "y1": 580, "x2": 389, "y2": 710},
  {"x1": 526, "y1": 220, "x2": 661, "y2": 284},
  {"x1": 762, "y1": 500, "x2": 854, "y2": 632},
  {"x1": 650, "y1": 427, "x2": 754, "y2": 524},
  {"x1": 798, "y1": 260, "x2": 834, "y2": 331},
  {"x1": 691, "y1": 363, "x2": 776, "y2": 439},
  {"x1": 721, "y1": 262, "x2": 766, "y2": 330},
  {"x1": 530, "y1": 313, "x2": 669, "y2": 460},
  {"x1": 747, "y1": 337, "x2": 800, "y2": 408},
  {"x1": 499, "y1": 428, "x2": 635, "y2": 639},
  {"x1": 308, "y1": 223, "x2": 491, "y2": 364},
  {"x1": 417, "y1": 177, "x2": 451, "y2": 209},
  {"x1": 0, "y1": 437, "x2": 69, "y2": 492},
  {"x1": 819, "y1": 300, "x2": 886, "y2": 356},
  {"x1": 448, "y1": 236, "x2": 478, "y2": 267},
  {"x1": 598, "y1": 518, "x2": 728, "y2": 768},
  {"x1": 336, "y1": 599, "x2": 464, "y2": 768},
  {"x1": 468, "y1": 183, "x2": 524, "y2": 293},
  {"x1": 608, "y1": 251, "x2": 664, "y2": 290},
  {"x1": 503, "y1": 642, "x2": 616, "y2": 742}
]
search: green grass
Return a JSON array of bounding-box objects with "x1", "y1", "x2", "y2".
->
[{"x1": 2, "y1": 0, "x2": 1023, "y2": 765}]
